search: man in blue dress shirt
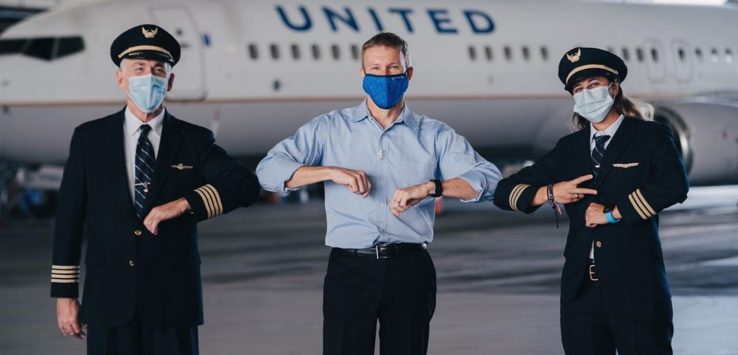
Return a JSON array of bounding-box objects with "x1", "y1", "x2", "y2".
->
[{"x1": 256, "y1": 32, "x2": 502, "y2": 355}]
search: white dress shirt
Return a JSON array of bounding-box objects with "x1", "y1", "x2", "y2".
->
[
  {"x1": 124, "y1": 106, "x2": 164, "y2": 202},
  {"x1": 589, "y1": 114, "x2": 624, "y2": 260}
]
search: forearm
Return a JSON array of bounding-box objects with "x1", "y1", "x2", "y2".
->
[
  {"x1": 532, "y1": 186, "x2": 548, "y2": 207},
  {"x1": 285, "y1": 166, "x2": 333, "y2": 189},
  {"x1": 439, "y1": 177, "x2": 478, "y2": 200}
]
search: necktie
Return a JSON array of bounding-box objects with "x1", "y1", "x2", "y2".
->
[
  {"x1": 134, "y1": 125, "x2": 156, "y2": 218},
  {"x1": 591, "y1": 134, "x2": 610, "y2": 183}
]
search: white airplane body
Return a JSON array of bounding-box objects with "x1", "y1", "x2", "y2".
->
[{"x1": 0, "y1": 0, "x2": 737, "y2": 185}]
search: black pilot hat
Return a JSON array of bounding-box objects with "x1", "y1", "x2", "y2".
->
[
  {"x1": 558, "y1": 47, "x2": 627, "y2": 92},
  {"x1": 110, "y1": 24, "x2": 180, "y2": 67}
]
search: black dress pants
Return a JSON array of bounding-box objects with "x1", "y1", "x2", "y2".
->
[
  {"x1": 323, "y1": 248, "x2": 437, "y2": 355},
  {"x1": 86, "y1": 312, "x2": 198, "y2": 355},
  {"x1": 561, "y1": 278, "x2": 673, "y2": 355}
]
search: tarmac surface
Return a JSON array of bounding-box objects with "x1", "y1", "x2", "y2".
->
[{"x1": 1, "y1": 186, "x2": 737, "y2": 354}]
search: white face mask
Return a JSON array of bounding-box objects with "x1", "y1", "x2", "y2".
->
[{"x1": 572, "y1": 84, "x2": 614, "y2": 124}]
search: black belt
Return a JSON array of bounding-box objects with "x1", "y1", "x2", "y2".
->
[
  {"x1": 587, "y1": 259, "x2": 599, "y2": 282},
  {"x1": 334, "y1": 243, "x2": 427, "y2": 259}
]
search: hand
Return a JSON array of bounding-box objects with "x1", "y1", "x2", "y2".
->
[
  {"x1": 553, "y1": 174, "x2": 598, "y2": 204},
  {"x1": 585, "y1": 202, "x2": 608, "y2": 228},
  {"x1": 144, "y1": 198, "x2": 190, "y2": 235},
  {"x1": 390, "y1": 182, "x2": 434, "y2": 217},
  {"x1": 56, "y1": 298, "x2": 85, "y2": 339},
  {"x1": 329, "y1": 167, "x2": 372, "y2": 197}
]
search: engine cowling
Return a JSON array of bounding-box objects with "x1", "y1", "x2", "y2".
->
[{"x1": 654, "y1": 100, "x2": 738, "y2": 186}]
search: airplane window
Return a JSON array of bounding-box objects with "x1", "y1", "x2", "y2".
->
[
  {"x1": 504, "y1": 46, "x2": 512, "y2": 61},
  {"x1": 311, "y1": 44, "x2": 321, "y2": 60},
  {"x1": 650, "y1": 48, "x2": 659, "y2": 62},
  {"x1": 0, "y1": 38, "x2": 27, "y2": 55},
  {"x1": 540, "y1": 46, "x2": 548, "y2": 61},
  {"x1": 331, "y1": 44, "x2": 340, "y2": 60},
  {"x1": 55, "y1": 36, "x2": 84, "y2": 59},
  {"x1": 291, "y1": 43, "x2": 300, "y2": 60},
  {"x1": 522, "y1": 46, "x2": 530, "y2": 61},
  {"x1": 24, "y1": 37, "x2": 54, "y2": 60},
  {"x1": 695, "y1": 48, "x2": 703, "y2": 61},
  {"x1": 621, "y1": 48, "x2": 630, "y2": 62},
  {"x1": 636, "y1": 48, "x2": 644, "y2": 62},
  {"x1": 248, "y1": 44, "x2": 258, "y2": 60},
  {"x1": 468, "y1": 46, "x2": 476, "y2": 61},
  {"x1": 677, "y1": 48, "x2": 686, "y2": 62},
  {"x1": 270, "y1": 43, "x2": 280, "y2": 60},
  {"x1": 485, "y1": 46, "x2": 493, "y2": 61},
  {"x1": 710, "y1": 48, "x2": 718, "y2": 63},
  {"x1": 725, "y1": 48, "x2": 733, "y2": 64},
  {"x1": 351, "y1": 44, "x2": 359, "y2": 61}
]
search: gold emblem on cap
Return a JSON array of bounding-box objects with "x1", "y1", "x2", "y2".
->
[
  {"x1": 566, "y1": 48, "x2": 581, "y2": 63},
  {"x1": 142, "y1": 26, "x2": 158, "y2": 39}
]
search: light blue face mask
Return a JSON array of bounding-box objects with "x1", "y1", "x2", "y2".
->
[
  {"x1": 127, "y1": 74, "x2": 168, "y2": 113},
  {"x1": 573, "y1": 84, "x2": 614, "y2": 124},
  {"x1": 362, "y1": 73, "x2": 409, "y2": 109}
]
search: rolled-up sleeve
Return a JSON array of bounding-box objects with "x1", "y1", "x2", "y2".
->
[
  {"x1": 435, "y1": 124, "x2": 502, "y2": 202},
  {"x1": 256, "y1": 116, "x2": 326, "y2": 192}
]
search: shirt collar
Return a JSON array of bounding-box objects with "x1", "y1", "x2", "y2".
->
[
  {"x1": 351, "y1": 100, "x2": 418, "y2": 131},
  {"x1": 590, "y1": 114, "x2": 624, "y2": 141},
  {"x1": 125, "y1": 106, "x2": 165, "y2": 137}
]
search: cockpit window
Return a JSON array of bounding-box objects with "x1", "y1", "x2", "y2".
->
[
  {"x1": 0, "y1": 36, "x2": 85, "y2": 60},
  {"x1": 24, "y1": 37, "x2": 55, "y2": 60},
  {"x1": 0, "y1": 39, "x2": 26, "y2": 55},
  {"x1": 56, "y1": 37, "x2": 85, "y2": 59}
]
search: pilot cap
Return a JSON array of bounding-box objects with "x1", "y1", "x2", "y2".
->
[
  {"x1": 110, "y1": 24, "x2": 180, "y2": 67},
  {"x1": 558, "y1": 47, "x2": 627, "y2": 92}
]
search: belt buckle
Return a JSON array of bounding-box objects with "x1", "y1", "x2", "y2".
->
[
  {"x1": 588, "y1": 264, "x2": 598, "y2": 281},
  {"x1": 375, "y1": 245, "x2": 389, "y2": 260}
]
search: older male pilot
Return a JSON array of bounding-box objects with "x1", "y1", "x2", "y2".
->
[
  {"x1": 51, "y1": 24, "x2": 260, "y2": 355},
  {"x1": 257, "y1": 32, "x2": 502, "y2": 355}
]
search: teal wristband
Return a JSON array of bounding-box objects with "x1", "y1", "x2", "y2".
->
[{"x1": 604, "y1": 211, "x2": 621, "y2": 224}]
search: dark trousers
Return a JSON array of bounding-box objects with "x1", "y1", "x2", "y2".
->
[
  {"x1": 323, "y1": 248, "x2": 437, "y2": 355},
  {"x1": 561, "y1": 278, "x2": 673, "y2": 355},
  {"x1": 87, "y1": 313, "x2": 199, "y2": 355}
]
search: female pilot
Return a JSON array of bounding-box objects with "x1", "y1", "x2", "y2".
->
[{"x1": 493, "y1": 47, "x2": 689, "y2": 355}]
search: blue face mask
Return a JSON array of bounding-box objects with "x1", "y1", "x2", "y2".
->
[
  {"x1": 127, "y1": 74, "x2": 168, "y2": 113},
  {"x1": 573, "y1": 84, "x2": 614, "y2": 124},
  {"x1": 362, "y1": 73, "x2": 409, "y2": 109}
]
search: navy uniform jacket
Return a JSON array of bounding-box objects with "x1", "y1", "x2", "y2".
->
[
  {"x1": 493, "y1": 118, "x2": 688, "y2": 303},
  {"x1": 50, "y1": 109, "x2": 260, "y2": 328}
]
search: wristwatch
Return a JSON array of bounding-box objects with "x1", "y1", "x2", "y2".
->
[
  {"x1": 429, "y1": 179, "x2": 443, "y2": 198},
  {"x1": 603, "y1": 207, "x2": 621, "y2": 224}
]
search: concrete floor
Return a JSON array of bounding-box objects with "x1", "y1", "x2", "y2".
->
[{"x1": 1, "y1": 186, "x2": 737, "y2": 354}]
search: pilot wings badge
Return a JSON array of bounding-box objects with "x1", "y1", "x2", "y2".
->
[
  {"x1": 171, "y1": 163, "x2": 194, "y2": 170},
  {"x1": 142, "y1": 27, "x2": 158, "y2": 39},
  {"x1": 566, "y1": 48, "x2": 581, "y2": 63}
]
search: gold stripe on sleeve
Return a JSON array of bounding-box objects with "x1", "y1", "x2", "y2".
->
[
  {"x1": 635, "y1": 189, "x2": 656, "y2": 217},
  {"x1": 202, "y1": 185, "x2": 223, "y2": 216},
  {"x1": 628, "y1": 193, "x2": 648, "y2": 220},
  {"x1": 194, "y1": 187, "x2": 214, "y2": 218},
  {"x1": 52, "y1": 265, "x2": 80, "y2": 270},
  {"x1": 509, "y1": 185, "x2": 524, "y2": 211},
  {"x1": 509, "y1": 184, "x2": 530, "y2": 212},
  {"x1": 199, "y1": 185, "x2": 220, "y2": 218}
]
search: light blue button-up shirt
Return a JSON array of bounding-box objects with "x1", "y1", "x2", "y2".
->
[{"x1": 257, "y1": 101, "x2": 502, "y2": 249}]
